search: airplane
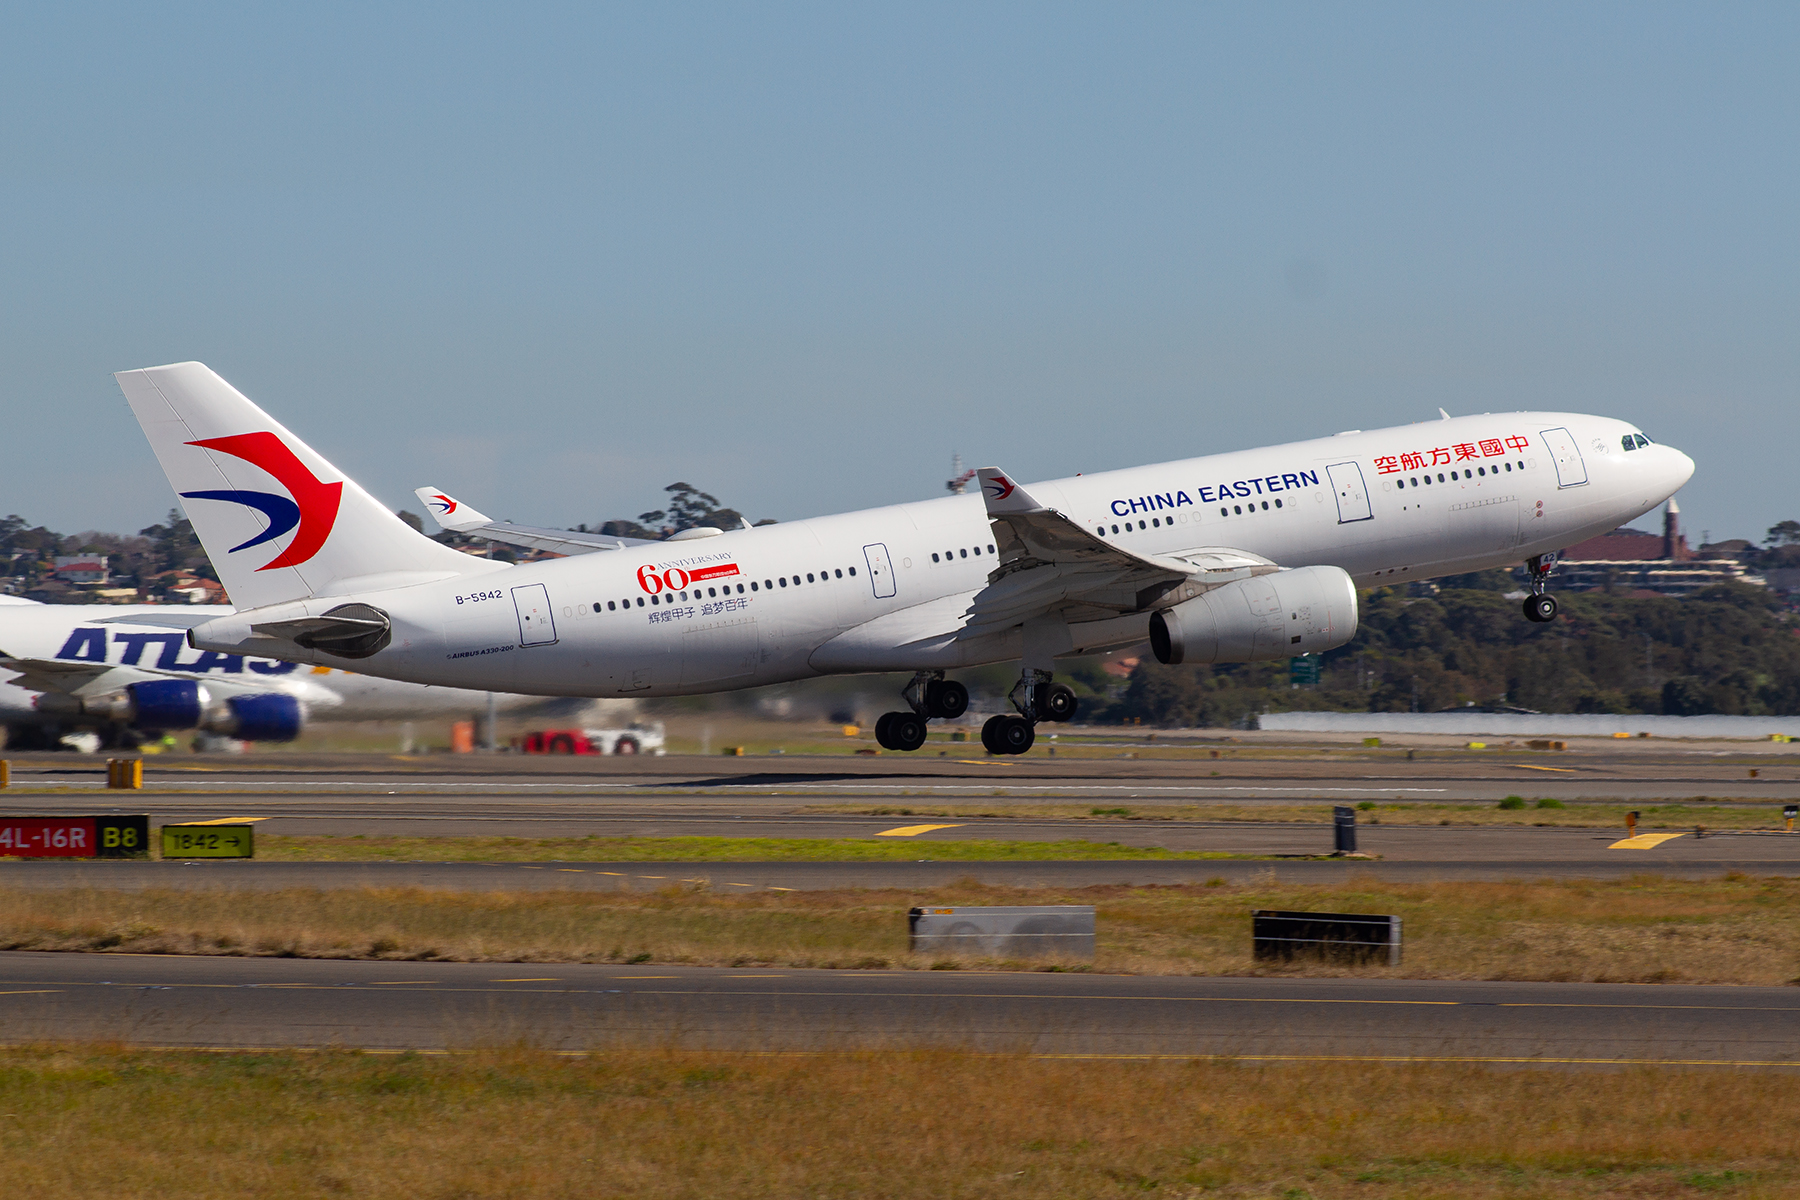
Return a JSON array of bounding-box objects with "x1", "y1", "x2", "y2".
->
[
  {"x1": 0, "y1": 594, "x2": 549, "y2": 751},
  {"x1": 115, "y1": 362, "x2": 1695, "y2": 756}
]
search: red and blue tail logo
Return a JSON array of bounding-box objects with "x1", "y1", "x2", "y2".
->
[
  {"x1": 179, "y1": 432, "x2": 343, "y2": 571},
  {"x1": 983, "y1": 474, "x2": 1016, "y2": 501},
  {"x1": 426, "y1": 494, "x2": 457, "y2": 515}
]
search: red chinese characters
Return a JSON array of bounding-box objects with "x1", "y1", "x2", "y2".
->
[{"x1": 1371, "y1": 433, "x2": 1532, "y2": 475}]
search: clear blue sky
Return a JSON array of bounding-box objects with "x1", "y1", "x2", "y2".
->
[{"x1": 3, "y1": 3, "x2": 1795, "y2": 546}]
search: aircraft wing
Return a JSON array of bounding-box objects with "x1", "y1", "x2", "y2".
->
[
  {"x1": 0, "y1": 655, "x2": 121, "y2": 694},
  {"x1": 961, "y1": 467, "x2": 1277, "y2": 634},
  {"x1": 414, "y1": 486, "x2": 656, "y2": 555}
]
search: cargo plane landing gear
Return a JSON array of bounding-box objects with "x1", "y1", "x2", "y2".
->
[
  {"x1": 979, "y1": 669, "x2": 1078, "y2": 756},
  {"x1": 873, "y1": 672, "x2": 969, "y2": 752},
  {"x1": 1523, "y1": 553, "x2": 1559, "y2": 623}
]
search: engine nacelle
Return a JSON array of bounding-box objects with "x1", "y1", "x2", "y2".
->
[
  {"x1": 125, "y1": 679, "x2": 208, "y2": 730},
  {"x1": 1148, "y1": 565, "x2": 1358, "y2": 665},
  {"x1": 220, "y1": 693, "x2": 304, "y2": 742}
]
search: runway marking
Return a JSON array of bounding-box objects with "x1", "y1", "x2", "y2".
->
[
  {"x1": 595, "y1": 872, "x2": 624, "y2": 876},
  {"x1": 178, "y1": 816, "x2": 270, "y2": 825},
  {"x1": 637, "y1": 875, "x2": 666, "y2": 880},
  {"x1": 557, "y1": 869, "x2": 585, "y2": 873},
  {"x1": 0, "y1": 990, "x2": 60, "y2": 995},
  {"x1": 1610, "y1": 833, "x2": 1688, "y2": 849},
  {"x1": 369, "y1": 981, "x2": 438, "y2": 985},
  {"x1": 877, "y1": 824, "x2": 966, "y2": 837},
  {"x1": 612, "y1": 976, "x2": 678, "y2": 980},
  {"x1": 1511, "y1": 764, "x2": 1578, "y2": 773},
  {"x1": 768, "y1": 887, "x2": 795, "y2": 892},
  {"x1": 725, "y1": 882, "x2": 754, "y2": 887},
  {"x1": 491, "y1": 978, "x2": 561, "y2": 983}
]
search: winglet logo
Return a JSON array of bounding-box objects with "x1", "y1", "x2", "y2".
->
[
  {"x1": 427, "y1": 494, "x2": 457, "y2": 515},
  {"x1": 179, "y1": 432, "x2": 344, "y2": 571},
  {"x1": 983, "y1": 474, "x2": 1016, "y2": 502}
]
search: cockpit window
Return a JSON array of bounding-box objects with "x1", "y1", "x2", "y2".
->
[
  {"x1": 1622, "y1": 435, "x2": 1637, "y2": 452},
  {"x1": 1635, "y1": 434, "x2": 1651, "y2": 448}
]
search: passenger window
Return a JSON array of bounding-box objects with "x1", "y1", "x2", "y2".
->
[
  {"x1": 1139, "y1": 520, "x2": 1147, "y2": 530},
  {"x1": 1220, "y1": 507, "x2": 1228, "y2": 517},
  {"x1": 1274, "y1": 498, "x2": 1282, "y2": 508},
  {"x1": 1233, "y1": 505, "x2": 1242, "y2": 514},
  {"x1": 835, "y1": 569, "x2": 842, "y2": 578},
  {"x1": 1504, "y1": 462, "x2": 1512, "y2": 472},
  {"x1": 1261, "y1": 501, "x2": 1268, "y2": 510},
  {"x1": 779, "y1": 577, "x2": 787, "y2": 587},
  {"x1": 806, "y1": 573, "x2": 815, "y2": 583},
  {"x1": 708, "y1": 588, "x2": 716, "y2": 597},
  {"x1": 931, "y1": 553, "x2": 940, "y2": 562},
  {"x1": 1437, "y1": 473, "x2": 1445, "y2": 482},
  {"x1": 849, "y1": 567, "x2": 857, "y2": 576},
  {"x1": 1396, "y1": 479, "x2": 1404, "y2": 489},
  {"x1": 1111, "y1": 524, "x2": 1120, "y2": 534},
  {"x1": 593, "y1": 602, "x2": 602, "y2": 613},
  {"x1": 751, "y1": 581, "x2": 759, "y2": 591},
  {"x1": 680, "y1": 591, "x2": 688, "y2": 601},
  {"x1": 737, "y1": 584, "x2": 745, "y2": 593},
  {"x1": 792, "y1": 576, "x2": 800, "y2": 585},
  {"x1": 651, "y1": 594, "x2": 659, "y2": 605},
  {"x1": 960, "y1": 548, "x2": 968, "y2": 558},
  {"x1": 636, "y1": 597, "x2": 645, "y2": 607}
]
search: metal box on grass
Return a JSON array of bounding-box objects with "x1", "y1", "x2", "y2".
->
[
  {"x1": 1252, "y1": 909, "x2": 1401, "y2": 966},
  {"x1": 908, "y1": 905, "x2": 1095, "y2": 959}
]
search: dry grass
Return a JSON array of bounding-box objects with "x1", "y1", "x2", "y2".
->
[
  {"x1": 811, "y1": 798, "x2": 1800, "y2": 829},
  {"x1": 0, "y1": 1044, "x2": 1794, "y2": 1198},
  {"x1": 249, "y1": 833, "x2": 1245, "y2": 862},
  {"x1": 4, "y1": 875, "x2": 1799, "y2": 983}
]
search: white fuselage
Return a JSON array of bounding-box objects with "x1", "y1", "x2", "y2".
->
[
  {"x1": 201, "y1": 412, "x2": 1695, "y2": 698},
  {"x1": 0, "y1": 603, "x2": 545, "y2": 727}
]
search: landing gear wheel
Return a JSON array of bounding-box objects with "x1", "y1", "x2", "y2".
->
[
  {"x1": 990, "y1": 715, "x2": 1036, "y2": 755},
  {"x1": 883, "y1": 711, "x2": 928, "y2": 752},
  {"x1": 1035, "y1": 683, "x2": 1078, "y2": 723},
  {"x1": 1523, "y1": 594, "x2": 1558, "y2": 623},
  {"x1": 980, "y1": 714, "x2": 1007, "y2": 755},
  {"x1": 874, "y1": 712, "x2": 896, "y2": 749},
  {"x1": 924, "y1": 679, "x2": 969, "y2": 720}
]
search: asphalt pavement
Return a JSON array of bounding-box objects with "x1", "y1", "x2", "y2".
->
[{"x1": 0, "y1": 953, "x2": 1792, "y2": 1063}]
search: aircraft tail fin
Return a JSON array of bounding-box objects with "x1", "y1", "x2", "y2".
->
[
  {"x1": 413, "y1": 486, "x2": 494, "y2": 534},
  {"x1": 117, "y1": 362, "x2": 503, "y2": 609}
]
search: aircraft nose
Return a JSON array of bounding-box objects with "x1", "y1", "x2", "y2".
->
[{"x1": 1664, "y1": 445, "x2": 1696, "y2": 491}]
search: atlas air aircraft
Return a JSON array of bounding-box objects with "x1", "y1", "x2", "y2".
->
[
  {"x1": 0, "y1": 595, "x2": 545, "y2": 750},
  {"x1": 116, "y1": 362, "x2": 1694, "y2": 756}
]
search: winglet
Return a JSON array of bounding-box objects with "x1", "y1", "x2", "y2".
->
[
  {"x1": 975, "y1": 467, "x2": 1046, "y2": 515},
  {"x1": 413, "y1": 487, "x2": 494, "y2": 534}
]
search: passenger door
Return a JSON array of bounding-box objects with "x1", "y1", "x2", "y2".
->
[
  {"x1": 511, "y1": 583, "x2": 558, "y2": 647},
  {"x1": 1539, "y1": 427, "x2": 1588, "y2": 488},
  {"x1": 862, "y1": 543, "x2": 897, "y2": 598},
  {"x1": 1326, "y1": 462, "x2": 1373, "y2": 523}
]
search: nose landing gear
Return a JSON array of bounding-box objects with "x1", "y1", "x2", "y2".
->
[{"x1": 1522, "y1": 553, "x2": 1559, "y2": 623}]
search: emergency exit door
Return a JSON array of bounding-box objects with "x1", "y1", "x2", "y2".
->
[
  {"x1": 1326, "y1": 461, "x2": 1373, "y2": 523},
  {"x1": 862, "y1": 543, "x2": 896, "y2": 598},
  {"x1": 512, "y1": 583, "x2": 558, "y2": 646}
]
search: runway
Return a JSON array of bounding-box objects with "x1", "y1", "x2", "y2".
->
[
  {"x1": 1, "y1": 952, "x2": 1793, "y2": 1063},
  {"x1": 4, "y1": 743, "x2": 1799, "y2": 805}
]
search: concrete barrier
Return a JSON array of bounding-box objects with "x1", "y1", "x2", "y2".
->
[{"x1": 909, "y1": 905, "x2": 1095, "y2": 960}]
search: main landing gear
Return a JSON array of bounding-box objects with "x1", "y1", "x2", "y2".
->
[
  {"x1": 979, "y1": 671, "x2": 1078, "y2": 757},
  {"x1": 1523, "y1": 553, "x2": 1559, "y2": 623},
  {"x1": 873, "y1": 672, "x2": 970, "y2": 752},
  {"x1": 871, "y1": 670, "x2": 1077, "y2": 756}
]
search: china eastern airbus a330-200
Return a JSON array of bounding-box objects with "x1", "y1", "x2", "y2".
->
[{"x1": 115, "y1": 362, "x2": 1694, "y2": 756}]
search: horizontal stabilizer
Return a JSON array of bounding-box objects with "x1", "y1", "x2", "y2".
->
[{"x1": 413, "y1": 486, "x2": 657, "y2": 555}]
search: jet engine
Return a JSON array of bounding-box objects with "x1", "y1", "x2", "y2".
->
[
  {"x1": 123, "y1": 679, "x2": 208, "y2": 730},
  {"x1": 1148, "y1": 565, "x2": 1358, "y2": 665},
  {"x1": 40, "y1": 680, "x2": 305, "y2": 742},
  {"x1": 218, "y1": 693, "x2": 303, "y2": 742}
]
